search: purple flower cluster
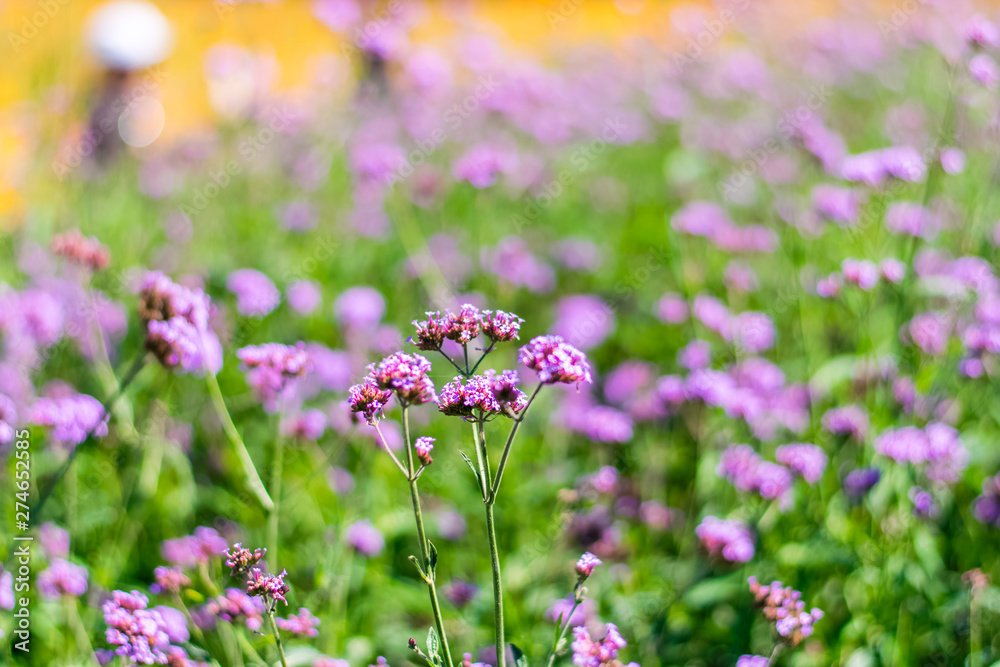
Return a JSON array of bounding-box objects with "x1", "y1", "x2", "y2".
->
[
  {"x1": 821, "y1": 405, "x2": 869, "y2": 441},
  {"x1": 840, "y1": 145, "x2": 926, "y2": 186},
  {"x1": 202, "y1": 588, "x2": 266, "y2": 631},
  {"x1": 103, "y1": 590, "x2": 188, "y2": 664},
  {"x1": 775, "y1": 444, "x2": 828, "y2": 485},
  {"x1": 367, "y1": 352, "x2": 437, "y2": 405},
  {"x1": 226, "y1": 268, "x2": 281, "y2": 317},
  {"x1": 348, "y1": 378, "x2": 394, "y2": 425},
  {"x1": 345, "y1": 519, "x2": 385, "y2": 557},
  {"x1": 671, "y1": 201, "x2": 778, "y2": 254},
  {"x1": 575, "y1": 552, "x2": 602, "y2": 579},
  {"x1": 682, "y1": 358, "x2": 809, "y2": 441},
  {"x1": 414, "y1": 436, "x2": 434, "y2": 466},
  {"x1": 874, "y1": 422, "x2": 968, "y2": 483},
  {"x1": 570, "y1": 623, "x2": 639, "y2": 667},
  {"x1": 973, "y1": 472, "x2": 1000, "y2": 528},
  {"x1": 37, "y1": 559, "x2": 88, "y2": 599},
  {"x1": 438, "y1": 371, "x2": 527, "y2": 419},
  {"x1": 151, "y1": 566, "x2": 190, "y2": 594},
  {"x1": 223, "y1": 543, "x2": 266, "y2": 576},
  {"x1": 246, "y1": 568, "x2": 290, "y2": 606},
  {"x1": 716, "y1": 445, "x2": 795, "y2": 504},
  {"x1": 748, "y1": 577, "x2": 824, "y2": 646},
  {"x1": 519, "y1": 335, "x2": 592, "y2": 386},
  {"x1": 844, "y1": 467, "x2": 881, "y2": 498},
  {"x1": 30, "y1": 392, "x2": 107, "y2": 447},
  {"x1": 50, "y1": 229, "x2": 110, "y2": 271},
  {"x1": 695, "y1": 516, "x2": 755, "y2": 563},
  {"x1": 160, "y1": 526, "x2": 228, "y2": 569},
  {"x1": 139, "y1": 271, "x2": 222, "y2": 375},
  {"x1": 736, "y1": 657, "x2": 769, "y2": 667},
  {"x1": 236, "y1": 342, "x2": 310, "y2": 411},
  {"x1": 275, "y1": 607, "x2": 320, "y2": 637}
]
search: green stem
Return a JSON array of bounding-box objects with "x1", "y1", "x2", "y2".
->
[
  {"x1": 403, "y1": 406, "x2": 455, "y2": 667},
  {"x1": 485, "y1": 502, "x2": 505, "y2": 667},
  {"x1": 266, "y1": 610, "x2": 289, "y2": 667},
  {"x1": 33, "y1": 352, "x2": 148, "y2": 520},
  {"x1": 205, "y1": 373, "x2": 274, "y2": 511},
  {"x1": 65, "y1": 598, "x2": 99, "y2": 666},
  {"x1": 767, "y1": 644, "x2": 783, "y2": 666},
  {"x1": 475, "y1": 418, "x2": 506, "y2": 667},
  {"x1": 544, "y1": 599, "x2": 581, "y2": 667}
]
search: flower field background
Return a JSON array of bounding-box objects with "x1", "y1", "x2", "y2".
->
[{"x1": 3, "y1": 1, "x2": 1000, "y2": 666}]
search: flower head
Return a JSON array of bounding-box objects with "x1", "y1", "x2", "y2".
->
[
  {"x1": 415, "y1": 436, "x2": 434, "y2": 466},
  {"x1": 369, "y1": 352, "x2": 437, "y2": 405},
  {"x1": 410, "y1": 311, "x2": 450, "y2": 351},
  {"x1": 51, "y1": 229, "x2": 110, "y2": 271},
  {"x1": 575, "y1": 552, "x2": 602, "y2": 579},
  {"x1": 151, "y1": 566, "x2": 190, "y2": 595},
  {"x1": 224, "y1": 543, "x2": 266, "y2": 577},
  {"x1": 139, "y1": 271, "x2": 222, "y2": 375},
  {"x1": 226, "y1": 268, "x2": 281, "y2": 317},
  {"x1": 481, "y1": 310, "x2": 524, "y2": 343},
  {"x1": 236, "y1": 342, "x2": 310, "y2": 411},
  {"x1": 246, "y1": 568, "x2": 290, "y2": 606},
  {"x1": 445, "y1": 303, "x2": 482, "y2": 343},
  {"x1": 31, "y1": 393, "x2": 108, "y2": 447},
  {"x1": 38, "y1": 559, "x2": 88, "y2": 599},
  {"x1": 102, "y1": 590, "x2": 180, "y2": 664},
  {"x1": 519, "y1": 335, "x2": 592, "y2": 386},
  {"x1": 747, "y1": 577, "x2": 823, "y2": 646},
  {"x1": 275, "y1": 607, "x2": 320, "y2": 637},
  {"x1": 347, "y1": 380, "x2": 389, "y2": 427},
  {"x1": 695, "y1": 516, "x2": 755, "y2": 563}
]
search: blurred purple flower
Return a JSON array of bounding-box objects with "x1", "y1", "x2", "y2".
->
[
  {"x1": 226, "y1": 269, "x2": 281, "y2": 317},
  {"x1": 345, "y1": 519, "x2": 385, "y2": 557}
]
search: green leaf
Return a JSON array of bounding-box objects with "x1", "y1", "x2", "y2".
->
[
  {"x1": 408, "y1": 554, "x2": 427, "y2": 580},
  {"x1": 459, "y1": 450, "x2": 480, "y2": 483},
  {"x1": 428, "y1": 540, "x2": 439, "y2": 575},
  {"x1": 553, "y1": 611, "x2": 565, "y2": 646},
  {"x1": 510, "y1": 643, "x2": 528, "y2": 667},
  {"x1": 427, "y1": 627, "x2": 440, "y2": 659}
]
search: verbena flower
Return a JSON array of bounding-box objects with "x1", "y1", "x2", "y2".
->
[
  {"x1": 695, "y1": 516, "x2": 755, "y2": 563},
  {"x1": 102, "y1": 590, "x2": 179, "y2": 664},
  {"x1": 775, "y1": 444, "x2": 828, "y2": 485},
  {"x1": 348, "y1": 378, "x2": 393, "y2": 425},
  {"x1": 844, "y1": 467, "x2": 881, "y2": 498},
  {"x1": 203, "y1": 588, "x2": 266, "y2": 631},
  {"x1": 139, "y1": 271, "x2": 222, "y2": 375},
  {"x1": 444, "y1": 303, "x2": 482, "y2": 343},
  {"x1": 38, "y1": 522, "x2": 70, "y2": 559},
  {"x1": 224, "y1": 543, "x2": 266, "y2": 576},
  {"x1": 570, "y1": 623, "x2": 638, "y2": 667},
  {"x1": 414, "y1": 436, "x2": 434, "y2": 466},
  {"x1": 160, "y1": 526, "x2": 228, "y2": 568},
  {"x1": 150, "y1": 566, "x2": 190, "y2": 594},
  {"x1": 345, "y1": 519, "x2": 385, "y2": 557},
  {"x1": 275, "y1": 607, "x2": 320, "y2": 637},
  {"x1": 50, "y1": 229, "x2": 110, "y2": 271},
  {"x1": 30, "y1": 392, "x2": 108, "y2": 447},
  {"x1": 37, "y1": 559, "x2": 88, "y2": 599},
  {"x1": 236, "y1": 342, "x2": 310, "y2": 411},
  {"x1": 226, "y1": 268, "x2": 281, "y2": 317},
  {"x1": 874, "y1": 422, "x2": 967, "y2": 483},
  {"x1": 576, "y1": 552, "x2": 602, "y2": 579},
  {"x1": 369, "y1": 352, "x2": 437, "y2": 405},
  {"x1": 748, "y1": 577, "x2": 823, "y2": 646},
  {"x1": 519, "y1": 335, "x2": 592, "y2": 386},
  {"x1": 736, "y1": 656, "x2": 769, "y2": 667},
  {"x1": 973, "y1": 472, "x2": 1000, "y2": 528},
  {"x1": 481, "y1": 310, "x2": 524, "y2": 342},
  {"x1": 246, "y1": 568, "x2": 290, "y2": 606},
  {"x1": 410, "y1": 311, "x2": 450, "y2": 351}
]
